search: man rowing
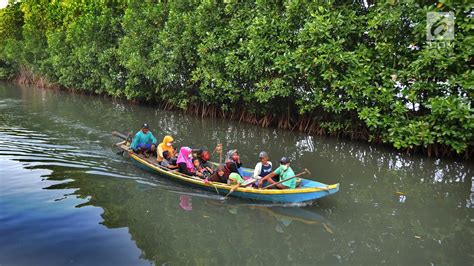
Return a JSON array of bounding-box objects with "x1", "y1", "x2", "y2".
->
[
  {"x1": 130, "y1": 123, "x2": 157, "y2": 157},
  {"x1": 257, "y1": 157, "x2": 296, "y2": 189}
]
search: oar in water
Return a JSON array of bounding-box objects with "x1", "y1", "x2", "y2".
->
[
  {"x1": 262, "y1": 168, "x2": 311, "y2": 189},
  {"x1": 114, "y1": 147, "x2": 125, "y2": 156},
  {"x1": 112, "y1": 131, "x2": 127, "y2": 155},
  {"x1": 207, "y1": 180, "x2": 221, "y2": 196},
  {"x1": 224, "y1": 176, "x2": 258, "y2": 199},
  {"x1": 224, "y1": 188, "x2": 236, "y2": 199}
]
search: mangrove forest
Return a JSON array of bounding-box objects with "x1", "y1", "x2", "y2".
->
[{"x1": 0, "y1": 0, "x2": 472, "y2": 158}]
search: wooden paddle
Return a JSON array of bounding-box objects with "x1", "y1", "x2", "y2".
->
[
  {"x1": 262, "y1": 168, "x2": 311, "y2": 189},
  {"x1": 224, "y1": 176, "x2": 254, "y2": 199},
  {"x1": 224, "y1": 185, "x2": 238, "y2": 199},
  {"x1": 112, "y1": 131, "x2": 128, "y2": 140},
  {"x1": 113, "y1": 145, "x2": 125, "y2": 156},
  {"x1": 112, "y1": 132, "x2": 130, "y2": 155},
  {"x1": 212, "y1": 143, "x2": 223, "y2": 164},
  {"x1": 203, "y1": 178, "x2": 221, "y2": 196}
]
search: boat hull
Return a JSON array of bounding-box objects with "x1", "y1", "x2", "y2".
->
[{"x1": 129, "y1": 152, "x2": 339, "y2": 203}]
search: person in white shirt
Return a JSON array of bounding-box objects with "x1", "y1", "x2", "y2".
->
[{"x1": 253, "y1": 151, "x2": 273, "y2": 181}]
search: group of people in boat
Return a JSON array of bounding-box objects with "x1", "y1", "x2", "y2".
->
[{"x1": 130, "y1": 123, "x2": 297, "y2": 191}]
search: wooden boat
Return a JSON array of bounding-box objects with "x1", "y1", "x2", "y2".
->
[{"x1": 113, "y1": 132, "x2": 339, "y2": 204}]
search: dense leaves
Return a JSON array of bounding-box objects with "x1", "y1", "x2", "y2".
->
[{"x1": 0, "y1": 0, "x2": 472, "y2": 157}]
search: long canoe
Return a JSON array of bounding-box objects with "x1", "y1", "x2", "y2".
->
[{"x1": 114, "y1": 137, "x2": 339, "y2": 204}]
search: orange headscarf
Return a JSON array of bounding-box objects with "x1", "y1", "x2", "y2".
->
[{"x1": 157, "y1": 135, "x2": 175, "y2": 162}]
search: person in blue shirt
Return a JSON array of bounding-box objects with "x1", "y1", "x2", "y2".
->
[{"x1": 130, "y1": 123, "x2": 158, "y2": 157}]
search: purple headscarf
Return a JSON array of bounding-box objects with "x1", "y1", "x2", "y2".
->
[{"x1": 177, "y1": 147, "x2": 194, "y2": 173}]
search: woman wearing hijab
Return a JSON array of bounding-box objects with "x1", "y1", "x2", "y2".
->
[
  {"x1": 177, "y1": 147, "x2": 203, "y2": 177},
  {"x1": 157, "y1": 135, "x2": 176, "y2": 162},
  {"x1": 224, "y1": 149, "x2": 244, "y2": 177},
  {"x1": 197, "y1": 149, "x2": 214, "y2": 174},
  {"x1": 207, "y1": 165, "x2": 227, "y2": 183}
]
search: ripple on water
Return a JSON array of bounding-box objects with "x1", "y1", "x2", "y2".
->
[
  {"x1": 0, "y1": 124, "x2": 137, "y2": 180},
  {"x1": 0, "y1": 141, "x2": 148, "y2": 266}
]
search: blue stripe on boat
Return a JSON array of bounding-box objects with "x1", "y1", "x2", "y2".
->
[{"x1": 128, "y1": 151, "x2": 339, "y2": 203}]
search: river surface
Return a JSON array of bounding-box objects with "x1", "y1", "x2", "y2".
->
[{"x1": 0, "y1": 82, "x2": 473, "y2": 265}]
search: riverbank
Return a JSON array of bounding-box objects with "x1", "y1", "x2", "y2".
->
[{"x1": 5, "y1": 74, "x2": 473, "y2": 160}]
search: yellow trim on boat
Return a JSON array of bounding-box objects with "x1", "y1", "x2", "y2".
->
[{"x1": 130, "y1": 152, "x2": 338, "y2": 195}]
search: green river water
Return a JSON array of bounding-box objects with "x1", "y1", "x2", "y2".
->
[{"x1": 0, "y1": 83, "x2": 473, "y2": 265}]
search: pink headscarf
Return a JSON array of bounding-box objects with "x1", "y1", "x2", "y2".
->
[{"x1": 177, "y1": 147, "x2": 194, "y2": 173}]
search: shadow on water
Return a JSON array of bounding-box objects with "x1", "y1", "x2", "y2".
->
[{"x1": 1, "y1": 83, "x2": 473, "y2": 265}]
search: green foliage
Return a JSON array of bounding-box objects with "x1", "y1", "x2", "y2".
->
[
  {"x1": 0, "y1": 0, "x2": 472, "y2": 155},
  {"x1": 0, "y1": 1, "x2": 23, "y2": 79}
]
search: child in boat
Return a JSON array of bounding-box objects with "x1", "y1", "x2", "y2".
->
[
  {"x1": 177, "y1": 147, "x2": 203, "y2": 178},
  {"x1": 157, "y1": 135, "x2": 176, "y2": 163},
  {"x1": 253, "y1": 151, "x2": 273, "y2": 181},
  {"x1": 192, "y1": 158, "x2": 211, "y2": 178},
  {"x1": 224, "y1": 149, "x2": 244, "y2": 178},
  {"x1": 161, "y1": 150, "x2": 178, "y2": 170},
  {"x1": 197, "y1": 149, "x2": 214, "y2": 174},
  {"x1": 228, "y1": 172, "x2": 244, "y2": 193},
  {"x1": 257, "y1": 157, "x2": 296, "y2": 189}
]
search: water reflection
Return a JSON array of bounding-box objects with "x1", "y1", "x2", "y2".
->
[
  {"x1": 41, "y1": 173, "x2": 338, "y2": 264},
  {"x1": 206, "y1": 200, "x2": 334, "y2": 233},
  {"x1": 179, "y1": 195, "x2": 193, "y2": 211},
  {"x1": 468, "y1": 177, "x2": 474, "y2": 209}
]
